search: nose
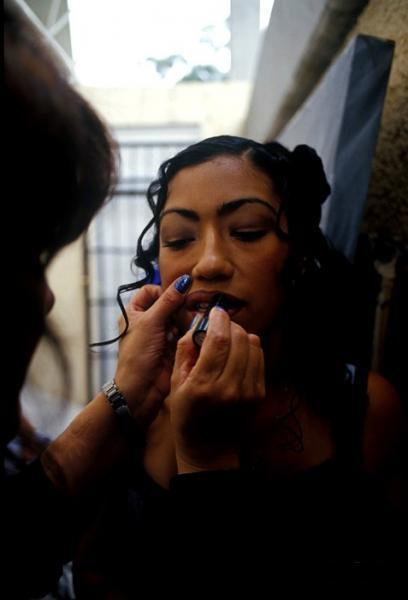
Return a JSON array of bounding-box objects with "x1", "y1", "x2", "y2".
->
[
  {"x1": 43, "y1": 280, "x2": 55, "y2": 315},
  {"x1": 192, "y1": 231, "x2": 234, "y2": 281}
]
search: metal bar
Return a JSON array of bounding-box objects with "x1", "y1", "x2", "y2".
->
[
  {"x1": 113, "y1": 191, "x2": 149, "y2": 197},
  {"x1": 13, "y1": 0, "x2": 75, "y2": 76},
  {"x1": 87, "y1": 247, "x2": 136, "y2": 255},
  {"x1": 88, "y1": 298, "x2": 125, "y2": 307},
  {"x1": 47, "y1": 0, "x2": 62, "y2": 28},
  {"x1": 48, "y1": 11, "x2": 70, "y2": 37}
]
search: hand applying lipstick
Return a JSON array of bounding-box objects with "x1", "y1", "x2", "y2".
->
[{"x1": 191, "y1": 293, "x2": 227, "y2": 348}]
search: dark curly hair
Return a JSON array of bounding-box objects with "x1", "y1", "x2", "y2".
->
[
  {"x1": 114, "y1": 135, "x2": 359, "y2": 419},
  {"x1": 134, "y1": 136, "x2": 329, "y2": 281}
]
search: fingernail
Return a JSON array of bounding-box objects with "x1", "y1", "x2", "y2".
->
[
  {"x1": 209, "y1": 305, "x2": 226, "y2": 323},
  {"x1": 174, "y1": 274, "x2": 192, "y2": 294}
]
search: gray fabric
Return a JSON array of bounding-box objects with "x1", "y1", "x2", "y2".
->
[{"x1": 278, "y1": 34, "x2": 394, "y2": 259}]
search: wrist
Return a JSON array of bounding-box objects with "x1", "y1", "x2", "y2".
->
[
  {"x1": 110, "y1": 374, "x2": 155, "y2": 427},
  {"x1": 175, "y1": 449, "x2": 240, "y2": 474},
  {"x1": 113, "y1": 370, "x2": 159, "y2": 427}
]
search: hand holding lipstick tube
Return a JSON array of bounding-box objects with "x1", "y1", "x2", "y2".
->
[
  {"x1": 170, "y1": 306, "x2": 265, "y2": 474},
  {"x1": 191, "y1": 293, "x2": 228, "y2": 348}
]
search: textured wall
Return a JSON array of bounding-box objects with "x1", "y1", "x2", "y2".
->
[{"x1": 349, "y1": 0, "x2": 408, "y2": 246}]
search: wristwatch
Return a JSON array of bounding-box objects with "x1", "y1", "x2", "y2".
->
[{"x1": 102, "y1": 378, "x2": 133, "y2": 424}]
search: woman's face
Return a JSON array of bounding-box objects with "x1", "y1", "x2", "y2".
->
[{"x1": 158, "y1": 155, "x2": 289, "y2": 336}]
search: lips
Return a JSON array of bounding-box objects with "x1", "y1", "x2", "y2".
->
[{"x1": 186, "y1": 290, "x2": 247, "y2": 316}]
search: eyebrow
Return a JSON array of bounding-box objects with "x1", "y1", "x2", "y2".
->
[{"x1": 159, "y1": 197, "x2": 278, "y2": 222}]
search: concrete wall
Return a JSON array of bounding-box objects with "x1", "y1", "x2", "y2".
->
[
  {"x1": 244, "y1": 0, "x2": 329, "y2": 141},
  {"x1": 26, "y1": 239, "x2": 87, "y2": 401},
  {"x1": 348, "y1": 0, "x2": 408, "y2": 246},
  {"x1": 23, "y1": 239, "x2": 88, "y2": 435},
  {"x1": 230, "y1": 0, "x2": 261, "y2": 80}
]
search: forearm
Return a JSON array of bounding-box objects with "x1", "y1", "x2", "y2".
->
[{"x1": 41, "y1": 393, "x2": 142, "y2": 496}]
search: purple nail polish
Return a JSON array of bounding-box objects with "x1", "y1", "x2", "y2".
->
[{"x1": 175, "y1": 274, "x2": 192, "y2": 294}]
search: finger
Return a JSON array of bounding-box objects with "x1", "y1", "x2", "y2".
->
[
  {"x1": 246, "y1": 339, "x2": 265, "y2": 398},
  {"x1": 144, "y1": 274, "x2": 192, "y2": 326},
  {"x1": 248, "y1": 333, "x2": 261, "y2": 348},
  {"x1": 193, "y1": 307, "x2": 231, "y2": 380},
  {"x1": 129, "y1": 285, "x2": 162, "y2": 312},
  {"x1": 247, "y1": 333, "x2": 265, "y2": 400},
  {"x1": 217, "y1": 322, "x2": 250, "y2": 397},
  {"x1": 118, "y1": 285, "x2": 161, "y2": 328},
  {"x1": 172, "y1": 329, "x2": 199, "y2": 388},
  {"x1": 117, "y1": 285, "x2": 162, "y2": 330},
  {"x1": 241, "y1": 342, "x2": 265, "y2": 404}
]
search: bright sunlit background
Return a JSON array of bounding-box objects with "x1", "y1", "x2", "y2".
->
[{"x1": 68, "y1": 0, "x2": 275, "y2": 86}]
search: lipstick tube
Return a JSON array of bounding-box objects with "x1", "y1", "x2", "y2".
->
[{"x1": 192, "y1": 293, "x2": 226, "y2": 348}]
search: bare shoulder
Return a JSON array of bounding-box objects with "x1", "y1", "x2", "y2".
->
[{"x1": 362, "y1": 372, "x2": 403, "y2": 473}]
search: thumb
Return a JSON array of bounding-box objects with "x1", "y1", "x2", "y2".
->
[
  {"x1": 146, "y1": 274, "x2": 192, "y2": 326},
  {"x1": 172, "y1": 329, "x2": 198, "y2": 388}
]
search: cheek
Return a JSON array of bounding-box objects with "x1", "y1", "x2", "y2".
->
[
  {"x1": 250, "y1": 242, "x2": 289, "y2": 285},
  {"x1": 158, "y1": 253, "x2": 184, "y2": 290},
  {"x1": 247, "y1": 246, "x2": 289, "y2": 316}
]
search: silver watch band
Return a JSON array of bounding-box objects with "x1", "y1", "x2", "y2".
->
[{"x1": 102, "y1": 378, "x2": 132, "y2": 420}]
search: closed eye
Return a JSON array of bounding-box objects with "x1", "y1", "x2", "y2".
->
[
  {"x1": 162, "y1": 238, "x2": 195, "y2": 250},
  {"x1": 231, "y1": 230, "x2": 268, "y2": 242}
]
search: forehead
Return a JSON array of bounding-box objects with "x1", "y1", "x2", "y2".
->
[{"x1": 165, "y1": 155, "x2": 277, "y2": 210}]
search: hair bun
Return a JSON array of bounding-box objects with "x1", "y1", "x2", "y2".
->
[{"x1": 291, "y1": 145, "x2": 331, "y2": 206}]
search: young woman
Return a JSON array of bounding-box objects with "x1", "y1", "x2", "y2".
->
[{"x1": 73, "y1": 136, "x2": 404, "y2": 594}]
